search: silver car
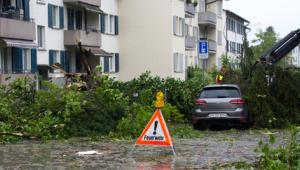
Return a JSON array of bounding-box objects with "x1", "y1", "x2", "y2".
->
[{"x1": 192, "y1": 84, "x2": 250, "y2": 129}]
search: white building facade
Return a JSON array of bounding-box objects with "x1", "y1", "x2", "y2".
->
[
  {"x1": 291, "y1": 45, "x2": 300, "y2": 67},
  {"x1": 219, "y1": 9, "x2": 249, "y2": 69},
  {"x1": 0, "y1": 0, "x2": 250, "y2": 84},
  {"x1": 100, "y1": 0, "x2": 119, "y2": 79},
  {"x1": 118, "y1": 0, "x2": 199, "y2": 81}
]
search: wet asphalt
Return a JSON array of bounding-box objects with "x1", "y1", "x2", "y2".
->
[{"x1": 0, "y1": 129, "x2": 288, "y2": 169}]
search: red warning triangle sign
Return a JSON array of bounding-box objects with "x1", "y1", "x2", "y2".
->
[{"x1": 135, "y1": 109, "x2": 173, "y2": 146}]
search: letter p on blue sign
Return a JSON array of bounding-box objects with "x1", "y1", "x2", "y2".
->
[{"x1": 199, "y1": 40, "x2": 208, "y2": 59}]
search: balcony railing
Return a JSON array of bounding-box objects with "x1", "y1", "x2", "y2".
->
[
  {"x1": 0, "y1": 14, "x2": 36, "y2": 40},
  {"x1": 0, "y1": 69, "x2": 35, "y2": 85},
  {"x1": 0, "y1": 69, "x2": 34, "y2": 74},
  {"x1": 185, "y1": 3, "x2": 195, "y2": 17},
  {"x1": 208, "y1": 39, "x2": 217, "y2": 52},
  {"x1": 64, "y1": 29, "x2": 101, "y2": 47},
  {"x1": 185, "y1": 36, "x2": 196, "y2": 49},
  {"x1": 0, "y1": 11, "x2": 34, "y2": 22},
  {"x1": 198, "y1": 11, "x2": 217, "y2": 27}
]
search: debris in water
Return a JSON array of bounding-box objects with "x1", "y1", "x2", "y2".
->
[{"x1": 76, "y1": 150, "x2": 103, "y2": 155}]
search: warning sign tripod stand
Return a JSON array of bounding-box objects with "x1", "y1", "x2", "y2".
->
[{"x1": 130, "y1": 92, "x2": 176, "y2": 156}]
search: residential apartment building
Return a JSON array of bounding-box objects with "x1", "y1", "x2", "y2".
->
[
  {"x1": 0, "y1": 0, "x2": 249, "y2": 84},
  {"x1": 198, "y1": 0, "x2": 221, "y2": 70},
  {"x1": 291, "y1": 45, "x2": 300, "y2": 67},
  {"x1": 219, "y1": 9, "x2": 249, "y2": 69},
  {"x1": 0, "y1": 0, "x2": 37, "y2": 84},
  {"x1": 32, "y1": 0, "x2": 103, "y2": 80},
  {"x1": 184, "y1": 1, "x2": 199, "y2": 69},
  {"x1": 100, "y1": 0, "x2": 119, "y2": 79},
  {"x1": 197, "y1": 1, "x2": 249, "y2": 70},
  {"x1": 118, "y1": 0, "x2": 199, "y2": 81}
]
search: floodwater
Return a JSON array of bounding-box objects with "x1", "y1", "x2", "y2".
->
[{"x1": 0, "y1": 130, "x2": 287, "y2": 169}]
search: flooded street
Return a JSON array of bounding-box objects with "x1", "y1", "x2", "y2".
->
[{"x1": 0, "y1": 130, "x2": 287, "y2": 169}]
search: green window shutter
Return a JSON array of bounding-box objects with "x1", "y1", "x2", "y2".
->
[
  {"x1": 12, "y1": 47, "x2": 18, "y2": 73},
  {"x1": 60, "y1": 51, "x2": 65, "y2": 69},
  {"x1": 31, "y1": 49, "x2": 37, "y2": 73},
  {"x1": 59, "y1": 6, "x2": 64, "y2": 29},
  {"x1": 18, "y1": 48, "x2": 23, "y2": 73},
  {"x1": 67, "y1": 8, "x2": 74, "y2": 30},
  {"x1": 115, "y1": 53, "x2": 119, "y2": 73},
  {"x1": 115, "y1": 16, "x2": 119, "y2": 35},
  {"x1": 23, "y1": 0, "x2": 30, "y2": 21},
  {"x1": 49, "y1": 50, "x2": 54, "y2": 66},
  {"x1": 100, "y1": 14, "x2": 105, "y2": 33},
  {"x1": 65, "y1": 51, "x2": 70, "y2": 73},
  {"x1": 75, "y1": 10, "x2": 82, "y2": 30},
  {"x1": 48, "y1": 4, "x2": 53, "y2": 28},
  {"x1": 104, "y1": 56, "x2": 109, "y2": 73}
]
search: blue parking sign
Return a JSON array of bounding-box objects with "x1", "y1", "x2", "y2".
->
[{"x1": 199, "y1": 40, "x2": 208, "y2": 59}]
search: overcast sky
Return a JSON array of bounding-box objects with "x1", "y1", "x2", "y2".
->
[{"x1": 223, "y1": 0, "x2": 300, "y2": 41}]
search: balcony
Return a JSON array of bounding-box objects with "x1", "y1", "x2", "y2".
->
[
  {"x1": 198, "y1": 11, "x2": 217, "y2": 28},
  {"x1": 185, "y1": 36, "x2": 196, "y2": 49},
  {"x1": 0, "y1": 70, "x2": 34, "y2": 85},
  {"x1": 0, "y1": 13, "x2": 35, "y2": 41},
  {"x1": 64, "y1": 30, "x2": 101, "y2": 47},
  {"x1": 63, "y1": 0, "x2": 101, "y2": 7},
  {"x1": 185, "y1": 3, "x2": 195, "y2": 17},
  {"x1": 208, "y1": 39, "x2": 217, "y2": 53}
]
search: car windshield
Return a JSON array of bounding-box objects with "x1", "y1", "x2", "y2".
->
[{"x1": 200, "y1": 87, "x2": 240, "y2": 98}]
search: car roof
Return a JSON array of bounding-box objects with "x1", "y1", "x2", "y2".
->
[{"x1": 203, "y1": 84, "x2": 240, "y2": 89}]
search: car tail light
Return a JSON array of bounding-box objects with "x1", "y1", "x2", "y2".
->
[
  {"x1": 230, "y1": 98, "x2": 245, "y2": 104},
  {"x1": 195, "y1": 99, "x2": 206, "y2": 105}
]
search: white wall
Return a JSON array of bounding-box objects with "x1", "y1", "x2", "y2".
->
[
  {"x1": 101, "y1": 0, "x2": 119, "y2": 53},
  {"x1": 119, "y1": 0, "x2": 173, "y2": 81},
  {"x1": 100, "y1": 0, "x2": 119, "y2": 79},
  {"x1": 31, "y1": 0, "x2": 65, "y2": 65},
  {"x1": 172, "y1": 0, "x2": 185, "y2": 79}
]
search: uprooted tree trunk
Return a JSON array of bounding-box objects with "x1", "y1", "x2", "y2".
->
[{"x1": 0, "y1": 132, "x2": 39, "y2": 139}]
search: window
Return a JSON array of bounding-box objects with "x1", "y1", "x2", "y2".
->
[
  {"x1": 200, "y1": 87, "x2": 240, "y2": 98},
  {"x1": 229, "y1": 41, "x2": 236, "y2": 53},
  {"x1": 199, "y1": 0, "x2": 205, "y2": 12},
  {"x1": 184, "y1": 24, "x2": 189, "y2": 36},
  {"x1": 109, "y1": 55, "x2": 115, "y2": 72},
  {"x1": 37, "y1": 26, "x2": 45, "y2": 49},
  {"x1": 53, "y1": 51, "x2": 60, "y2": 64},
  {"x1": 101, "y1": 14, "x2": 117, "y2": 34},
  {"x1": 193, "y1": 26, "x2": 198, "y2": 38},
  {"x1": 173, "y1": 16, "x2": 184, "y2": 36},
  {"x1": 217, "y1": 31, "x2": 222, "y2": 45},
  {"x1": 52, "y1": 5, "x2": 59, "y2": 28},
  {"x1": 174, "y1": 53, "x2": 184, "y2": 73},
  {"x1": 22, "y1": 49, "x2": 31, "y2": 72},
  {"x1": 236, "y1": 22, "x2": 244, "y2": 34},
  {"x1": 217, "y1": 1, "x2": 222, "y2": 18},
  {"x1": 227, "y1": 18, "x2": 236, "y2": 32},
  {"x1": 109, "y1": 15, "x2": 115, "y2": 34},
  {"x1": 100, "y1": 54, "x2": 119, "y2": 73}
]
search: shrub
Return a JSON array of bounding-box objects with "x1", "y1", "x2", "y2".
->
[
  {"x1": 257, "y1": 127, "x2": 300, "y2": 169},
  {"x1": 116, "y1": 102, "x2": 184, "y2": 138}
]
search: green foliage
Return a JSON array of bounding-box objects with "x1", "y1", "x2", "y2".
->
[
  {"x1": 251, "y1": 26, "x2": 278, "y2": 60},
  {"x1": 168, "y1": 123, "x2": 203, "y2": 139},
  {"x1": 116, "y1": 102, "x2": 184, "y2": 138},
  {"x1": 0, "y1": 75, "x2": 129, "y2": 142},
  {"x1": 115, "y1": 70, "x2": 210, "y2": 120},
  {"x1": 257, "y1": 127, "x2": 300, "y2": 169}
]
